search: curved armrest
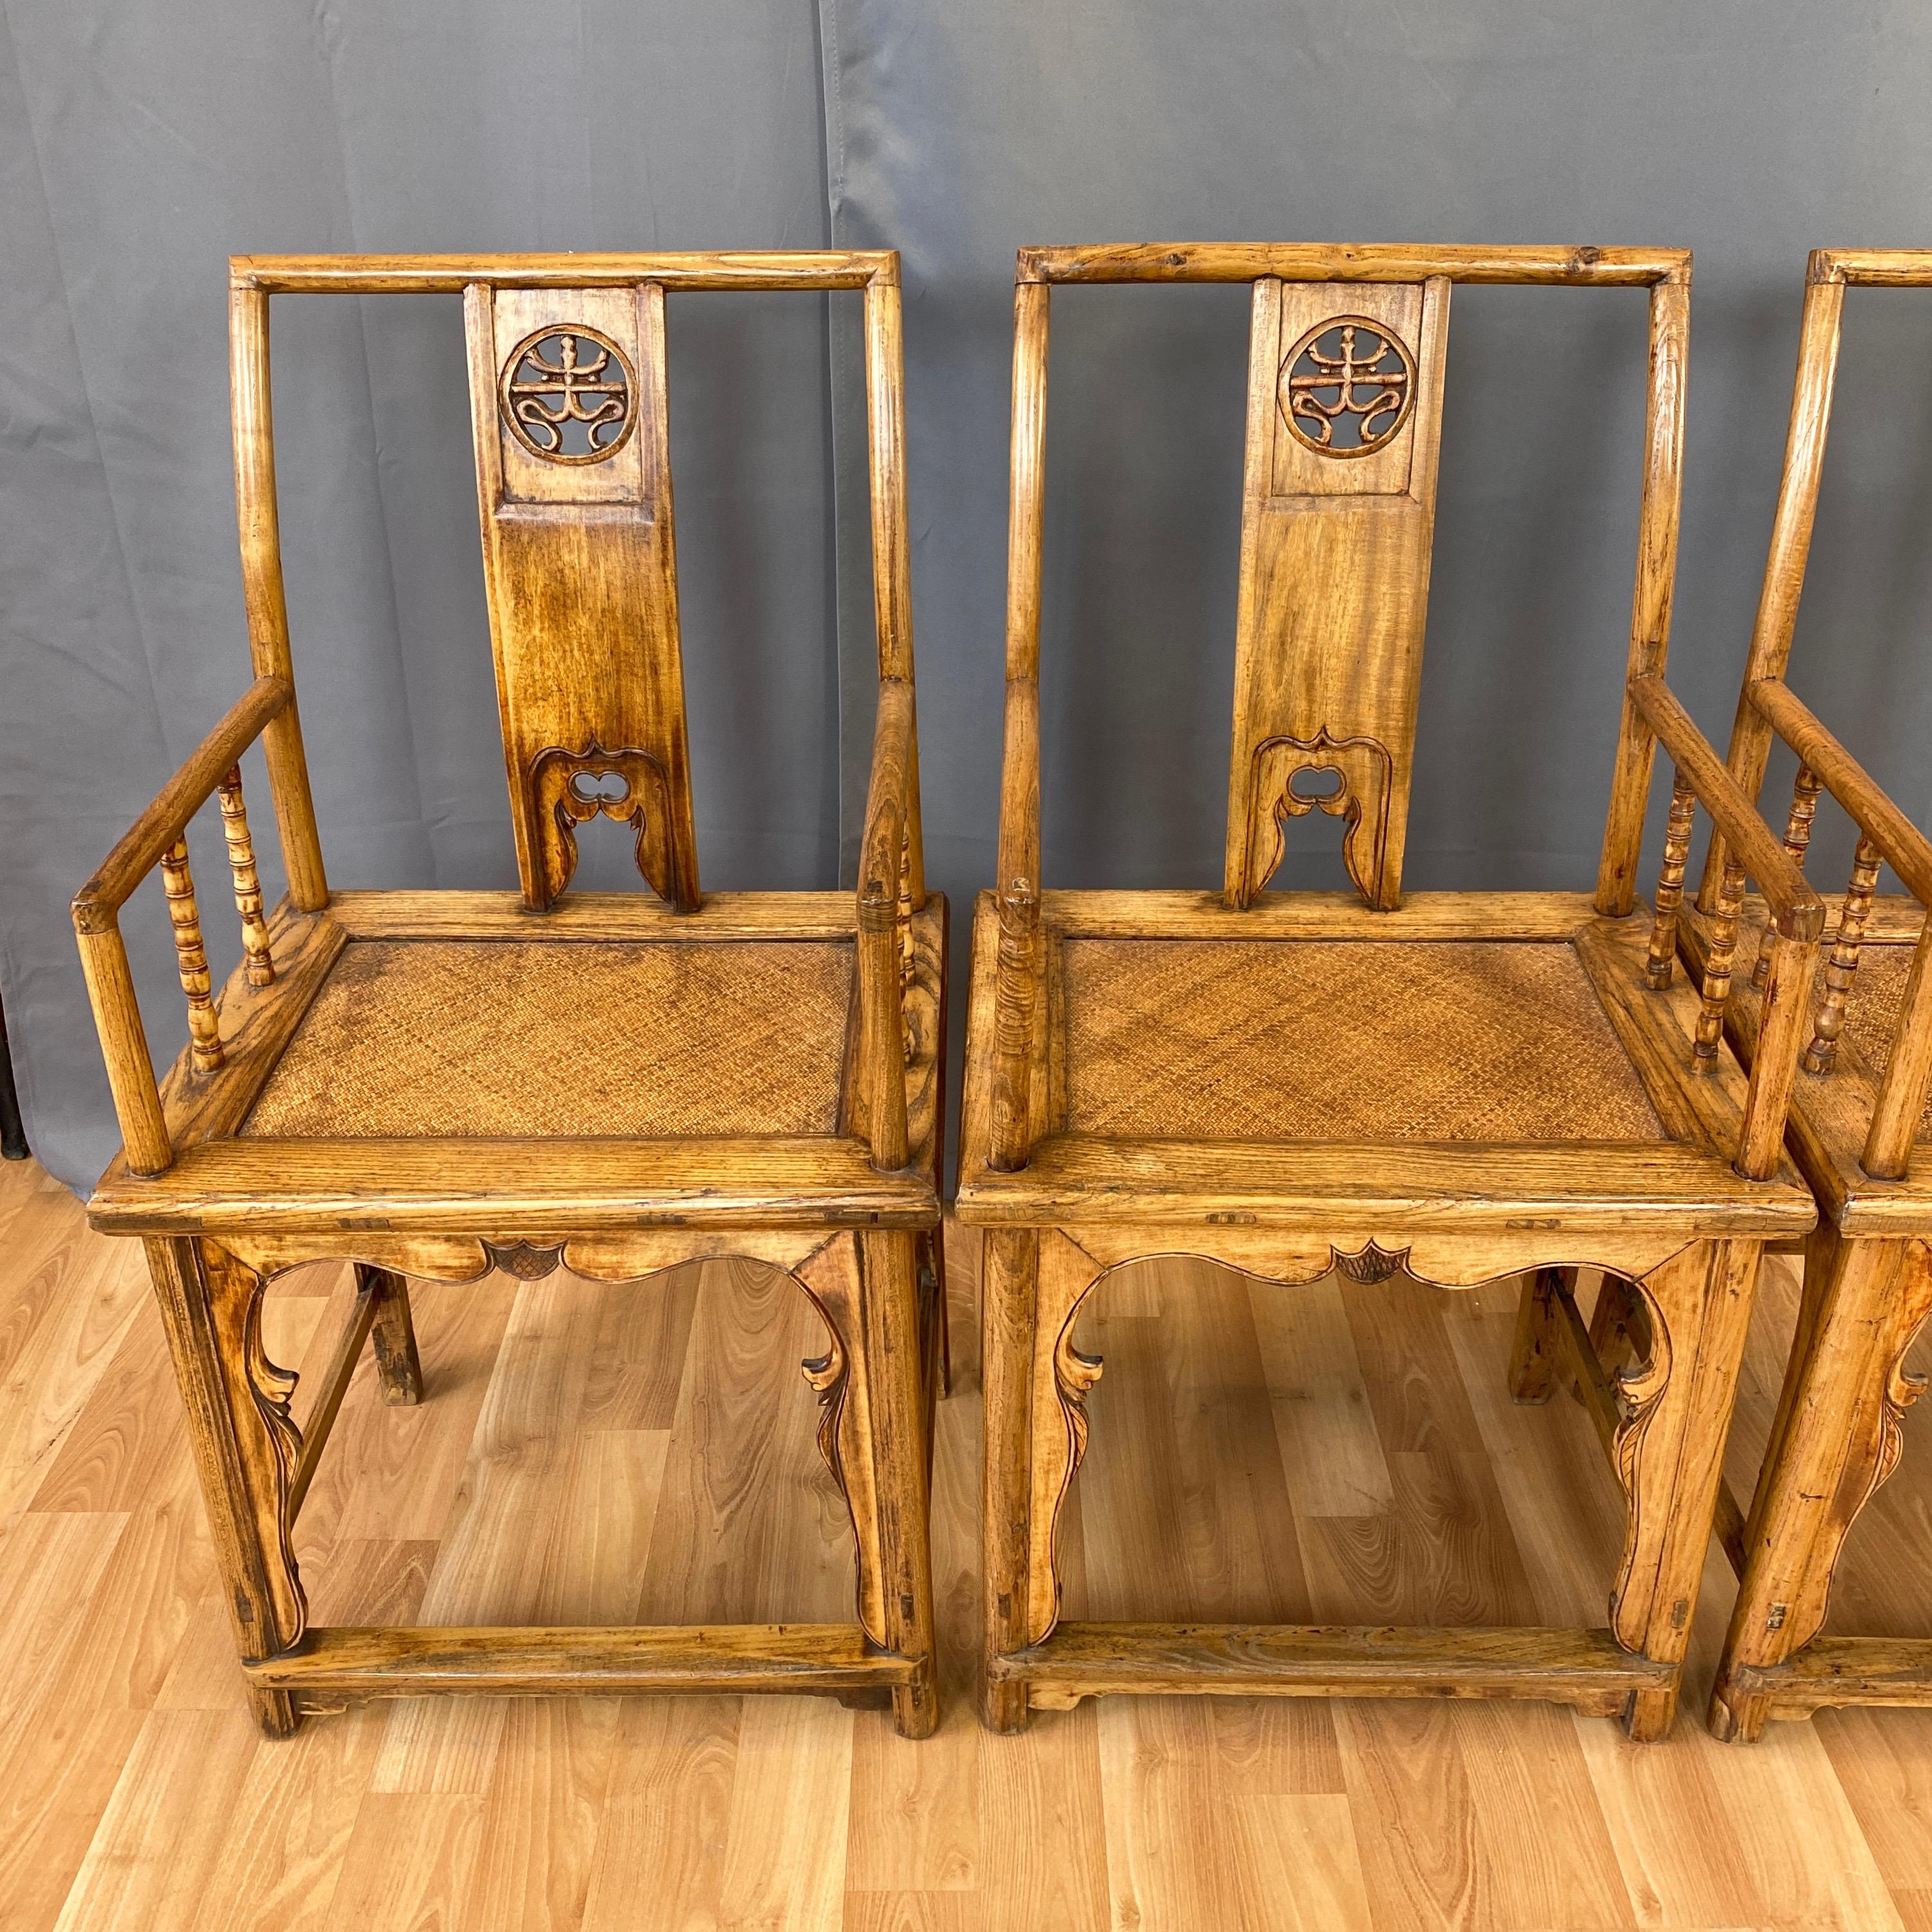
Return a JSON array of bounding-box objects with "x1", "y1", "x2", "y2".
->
[
  {"x1": 70, "y1": 675, "x2": 295, "y2": 1177},
  {"x1": 1628, "y1": 676, "x2": 1824, "y2": 941},
  {"x1": 1747, "y1": 677, "x2": 1932, "y2": 908},
  {"x1": 72, "y1": 677, "x2": 292, "y2": 932}
]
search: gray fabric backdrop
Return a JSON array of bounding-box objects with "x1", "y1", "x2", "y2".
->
[{"x1": 7, "y1": 1, "x2": 1932, "y2": 1191}]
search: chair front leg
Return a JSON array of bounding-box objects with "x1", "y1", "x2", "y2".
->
[
  {"x1": 797, "y1": 1227, "x2": 938, "y2": 1738},
  {"x1": 980, "y1": 1227, "x2": 1039, "y2": 1731},
  {"x1": 1609, "y1": 1238, "x2": 1764, "y2": 1740},
  {"x1": 861, "y1": 1228, "x2": 939, "y2": 1738},
  {"x1": 1710, "y1": 1231, "x2": 1932, "y2": 1741},
  {"x1": 144, "y1": 1236, "x2": 307, "y2": 1736}
]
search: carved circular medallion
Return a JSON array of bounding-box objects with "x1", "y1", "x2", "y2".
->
[
  {"x1": 498, "y1": 325, "x2": 639, "y2": 464},
  {"x1": 1279, "y1": 316, "x2": 1416, "y2": 457}
]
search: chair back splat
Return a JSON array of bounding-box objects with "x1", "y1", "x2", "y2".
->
[{"x1": 465, "y1": 280, "x2": 698, "y2": 911}]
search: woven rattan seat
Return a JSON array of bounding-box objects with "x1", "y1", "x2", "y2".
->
[
  {"x1": 243, "y1": 937, "x2": 852, "y2": 1140},
  {"x1": 1060, "y1": 936, "x2": 1664, "y2": 1142},
  {"x1": 1721, "y1": 904, "x2": 1932, "y2": 1137}
]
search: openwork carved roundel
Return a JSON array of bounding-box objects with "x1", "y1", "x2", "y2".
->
[
  {"x1": 498, "y1": 326, "x2": 639, "y2": 463},
  {"x1": 1279, "y1": 316, "x2": 1416, "y2": 456}
]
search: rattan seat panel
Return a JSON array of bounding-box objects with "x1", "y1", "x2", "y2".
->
[
  {"x1": 243, "y1": 938, "x2": 852, "y2": 1140},
  {"x1": 1726, "y1": 910, "x2": 1932, "y2": 1137},
  {"x1": 1059, "y1": 937, "x2": 1665, "y2": 1142},
  {"x1": 1836, "y1": 942, "x2": 1932, "y2": 1134}
]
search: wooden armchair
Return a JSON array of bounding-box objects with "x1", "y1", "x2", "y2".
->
[
  {"x1": 958, "y1": 242, "x2": 1824, "y2": 1741},
  {"x1": 1677, "y1": 250, "x2": 1932, "y2": 1741},
  {"x1": 73, "y1": 252, "x2": 946, "y2": 1739}
]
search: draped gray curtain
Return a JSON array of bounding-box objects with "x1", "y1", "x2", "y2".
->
[{"x1": 8, "y1": 0, "x2": 1932, "y2": 1191}]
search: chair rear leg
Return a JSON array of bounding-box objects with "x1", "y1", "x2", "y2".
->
[
  {"x1": 1508, "y1": 1267, "x2": 1565, "y2": 1402},
  {"x1": 359, "y1": 1264, "x2": 424, "y2": 1405}
]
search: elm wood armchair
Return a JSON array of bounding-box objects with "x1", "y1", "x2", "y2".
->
[
  {"x1": 958, "y1": 241, "x2": 1825, "y2": 1741},
  {"x1": 1659, "y1": 250, "x2": 1932, "y2": 1741},
  {"x1": 72, "y1": 252, "x2": 947, "y2": 1739}
]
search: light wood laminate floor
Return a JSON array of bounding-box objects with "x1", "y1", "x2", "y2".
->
[{"x1": 4, "y1": 1151, "x2": 1932, "y2": 1931}]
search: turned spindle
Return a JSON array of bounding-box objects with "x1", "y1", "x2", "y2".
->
[
  {"x1": 218, "y1": 766, "x2": 275, "y2": 987},
  {"x1": 1805, "y1": 834, "x2": 1882, "y2": 1075},
  {"x1": 1646, "y1": 772, "x2": 1696, "y2": 991},
  {"x1": 1695, "y1": 856, "x2": 1747, "y2": 1068},
  {"x1": 162, "y1": 837, "x2": 224, "y2": 1074},
  {"x1": 1753, "y1": 764, "x2": 1820, "y2": 990}
]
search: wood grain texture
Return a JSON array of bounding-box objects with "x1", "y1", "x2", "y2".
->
[{"x1": 9, "y1": 1173, "x2": 1932, "y2": 1929}]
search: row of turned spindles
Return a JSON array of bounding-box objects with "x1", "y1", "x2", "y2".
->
[
  {"x1": 162, "y1": 765, "x2": 276, "y2": 1076},
  {"x1": 1646, "y1": 757, "x2": 1883, "y2": 1077}
]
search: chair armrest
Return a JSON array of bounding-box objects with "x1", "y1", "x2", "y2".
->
[
  {"x1": 69, "y1": 675, "x2": 295, "y2": 1177},
  {"x1": 71, "y1": 676, "x2": 293, "y2": 931},
  {"x1": 855, "y1": 680, "x2": 915, "y2": 1171},
  {"x1": 1628, "y1": 675, "x2": 1824, "y2": 942},
  {"x1": 1747, "y1": 677, "x2": 1932, "y2": 907},
  {"x1": 1628, "y1": 675, "x2": 1827, "y2": 1182}
]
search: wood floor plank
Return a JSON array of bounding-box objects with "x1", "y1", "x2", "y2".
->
[
  {"x1": 717, "y1": 1693, "x2": 856, "y2": 1932},
  {"x1": 0, "y1": 1231, "x2": 150, "y2": 1519},
  {"x1": 1227, "y1": 1791, "x2": 1374, "y2": 1931},
  {"x1": 1076, "y1": 1263, "x2": 1312, "y2": 1623},
  {"x1": 196, "y1": 1705, "x2": 391, "y2": 1932},
  {"x1": 643, "y1": 1256, "x2": 847, "y2": 1626},
  {"x1": 1251, "y1": 1273, "x2": 1395, "y2": 1519},
  {"x1": 50, "y1": 1707, "x2": 262, "y2": 1932},
  {"x1": 461, "y1": 1696, "x2": 620, "y2": 1932},
  {"x1": 580, "y1": 1696, "x2": 741, "y2": 1932},
  {"x1": 321, "y1": 1791, "x2": 488, "y2": 1931},
  {"x1": 372, "y1": 1271, "x2": 607, "y2": 1794}
]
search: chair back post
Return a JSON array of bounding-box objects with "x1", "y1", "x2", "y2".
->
[
  {"x1": 228, "y1": 274, "x2": 329, "y2": 913},
  {"x1": 1594, "y1": 270, "x2": 1691, "y2": 917},
  {"x1": 858, "y1": 679, "x2": 914, "y2": 1171},
  {"x1": 863, "y1": 264, "x2": 927, "y2": 911},
  {"x1": 988, "y1": 273, "x2": 1050, "y2": 1172},
  {"x1": 1698, "y1": 261, "x2": 1847, "y2": 912}
]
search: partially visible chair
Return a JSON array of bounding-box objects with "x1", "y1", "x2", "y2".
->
[
  {"x1": 73, "y1": 252, "x2": 946, "y2": 1738},
  {"x1": 958, "y1": 241, "x2": 1824, "y2": 1741},
  {"x1": 1675, "y1": 250, "x2": 1932, "y2": 1741}
]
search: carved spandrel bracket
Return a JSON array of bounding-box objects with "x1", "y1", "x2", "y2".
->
[
  {"x1": 527, "y1": 740, "x2": 697, "y2": 913},
  {"x1": 795, "y1": 1234, "x2": 888, "y2": 1648},
  {"x1": 1241, "y1": 728, "x2": 1395, "y2": 910},
  {"x1": 200, "y1": 1243, "x2": 307, "y2": 1659}
]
